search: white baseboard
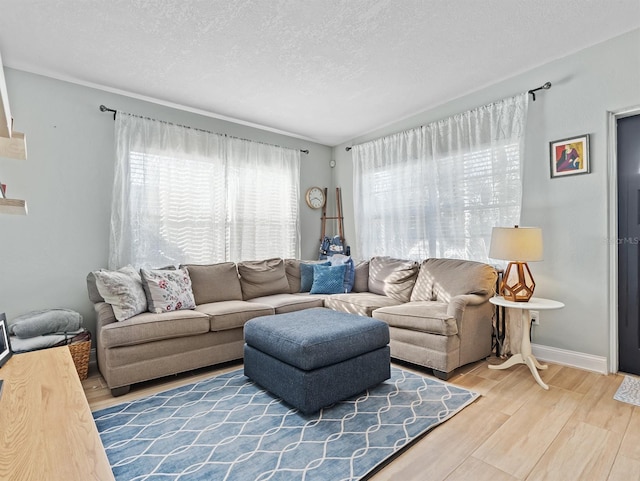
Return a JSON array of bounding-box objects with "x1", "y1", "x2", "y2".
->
[{"x1": 531, "y1": 343, "x2": 608, "y2": 375}]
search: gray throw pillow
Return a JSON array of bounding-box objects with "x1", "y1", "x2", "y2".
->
[{"x1": 94, "y1": 265, "x2": 148, "y2": 321}]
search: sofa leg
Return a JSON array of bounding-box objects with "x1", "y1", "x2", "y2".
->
[
  {"x1": 432, "y1": 369, "x2": 451, "y2": 381},
  {"x1": 110, "y1": 385, "x2": 131, "y2": 397}
]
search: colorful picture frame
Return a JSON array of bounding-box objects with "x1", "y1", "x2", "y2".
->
[
  {"x1": 0, "y1": 313, "x2": 13, "y2": 368},
  {"x1": 549, "y1": 134, "x2": 590, "y2": 178}
]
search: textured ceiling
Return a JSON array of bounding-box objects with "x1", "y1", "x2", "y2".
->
[{"x1": 0, "y1": 0, "x2": 638, "y2": 146}]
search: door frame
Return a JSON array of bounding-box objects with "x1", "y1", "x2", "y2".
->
[{"x1": 608, "y1": 105, "x2": 640, "y2": 374}]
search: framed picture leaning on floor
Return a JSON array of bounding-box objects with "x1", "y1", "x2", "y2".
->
[{"x1": 0, "y1": 313, "x2": 13, "y2": 368}]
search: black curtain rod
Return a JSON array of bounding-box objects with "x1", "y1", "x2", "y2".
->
[
  {"x1": 528, "y1": 81, "x2": 552, "y2": 101},
  {"x1": 345, "y1": 82, "x2": 552, "y2": 152},
  {"x1": 99, "y1": 105, "x2": 309, "y2": 155}
]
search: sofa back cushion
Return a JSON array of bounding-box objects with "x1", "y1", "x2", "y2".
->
[
  {"x1": 183, "y1": 262, "x2": 243, "y2": 304},
  {"x1": 368, "y1": 256, "x2": 420, "y2": 302},
  {"x1": 300, "y1": 261, "x2": 331, "y2": 292},
  {"x1": 352, "y1": 260, "x2": 370, "y2": 292},
  {"x1": 411, "y1": 258, "x2": 497, "y2": 302},
  {"x1": 284, "y1": 259, "x2": 301, "y2": 293},
  {"x1": 237, "y1": 258, "x2": 291, "y2": 300}
]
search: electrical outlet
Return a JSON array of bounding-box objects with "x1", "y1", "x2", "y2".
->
[{"x1": 531, "y1": 310, "x2": 540, "y2": 326}]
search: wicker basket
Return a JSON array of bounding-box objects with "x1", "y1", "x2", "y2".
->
[{"x1": 68, "y1": 340, "x2": 91, "y2": 381}]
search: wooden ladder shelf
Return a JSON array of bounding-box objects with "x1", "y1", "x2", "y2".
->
[{"x1": 320, "y1": 187, "x2": 344, "y2": 245}]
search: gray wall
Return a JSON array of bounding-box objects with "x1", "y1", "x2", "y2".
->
[
  {"x1": 333, "y1": 29, "x2": 640, "y2": 361},
  {"x1": 3, "y1": 29, "x2": 638, "y2": 363},
  {"x1": 0, "y1": 68, "x2": 332, "y2": 337}
]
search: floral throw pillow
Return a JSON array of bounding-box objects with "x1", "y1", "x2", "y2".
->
[{"x1": 140, "y1": 267, "x2": 196, "y2": 314}]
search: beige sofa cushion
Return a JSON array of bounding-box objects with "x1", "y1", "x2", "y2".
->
[
  {"x1": 196, "y1": 300, "x2": 274, "y2": 331},
  {"x1": 373, "y1": 301, "x2": 458, "y2": 336},
  {"x1": 284, "y1": 259, "x2": 301, "y2": 293},
  {"x1": 100, "y1": 309, "x2": 211, "y2": 348},
  {"x1": 247, "y1": 293, "x2": 324, "y2": 314},
  {"x1": 368, "y1": 256, "x2": 419, "y2": 302},
  {"x1": 183, "y1": 262, "x2": 243, "y2": 304},
  {"x1": 352, "y1": 260, "x2": 369, "y2": 292},
  {"x1": 325, "y1": 292, "x2": 403, "y2": 317},
  {"x1": 237, "y1": 258, "x2": 290, "y2": 300},
  {"x1": 411, "y1": 258, "x2": 497, "y2": 302}
]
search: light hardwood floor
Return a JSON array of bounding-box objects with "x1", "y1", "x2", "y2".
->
[{"x1": 83, "y1": 358, "x2": 640, "y2": 481}]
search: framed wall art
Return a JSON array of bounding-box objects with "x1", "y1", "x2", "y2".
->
[{"x1": 549, "y1": 134, "x2": 590, "y2": 178}]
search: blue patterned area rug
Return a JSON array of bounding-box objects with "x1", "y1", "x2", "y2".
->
[{"x1": 93, "y1": 367, "x2": 479, "y2": 481}]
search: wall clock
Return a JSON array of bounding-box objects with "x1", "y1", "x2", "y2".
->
[{"x1": 305, "y1": 186, "x2": 325, "y2": 209}]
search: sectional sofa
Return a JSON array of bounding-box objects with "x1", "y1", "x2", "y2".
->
[{"x1": 87, "y1": 256, "x2": 497, "y2": 396}]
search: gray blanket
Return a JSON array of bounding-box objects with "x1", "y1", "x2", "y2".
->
[
  {"x1": 9, "y1": 309, "x2": 83, "y2": 338},
  {"x1": 9, "y1": 329, "x2": 86, "y2": 353}
]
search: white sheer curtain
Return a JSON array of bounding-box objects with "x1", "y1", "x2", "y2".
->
[
  {"x1": 353, "y1": 93, "x2": 529, "y2": 263},
  {"x1": 226, "y1": 137, "x2": 300, "y2": 261},
  {"x1": 110, "y1": 113, "x2": 300, "y2": 269}
]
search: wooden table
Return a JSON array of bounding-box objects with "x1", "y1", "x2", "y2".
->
[
  {"x1": 489, "y1": 296, "x2": 565, "y2": 390},
  {"x1": 0, "y1": 347, "x2": 115, "y2": 481}
]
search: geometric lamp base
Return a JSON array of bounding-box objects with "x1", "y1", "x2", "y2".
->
[{"x1": 501, "y1": 262, "x2": 535, "y2": 302}]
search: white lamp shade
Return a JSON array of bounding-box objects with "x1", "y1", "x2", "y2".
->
[{"x1": 489, "y1": 226, "x2": 543, "y2": 262}]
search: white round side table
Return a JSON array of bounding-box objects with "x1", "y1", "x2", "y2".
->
[{"x1": 489, "y1": 296, "x2": 565, "y2": 390}]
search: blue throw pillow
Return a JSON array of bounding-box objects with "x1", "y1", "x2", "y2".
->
[
  {"x1": 329, "y1": 255, "x2": 356, "y2": 293},
  {"x1": 300, "y1": 261, "x2": 330, "y2": 292},
  {"x1": 310, "y1": 264, "x2": 347, "y2": 294}
]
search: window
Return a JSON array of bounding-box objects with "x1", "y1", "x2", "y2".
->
[
  {"x1": 226, "y1": 137, "x2": 300, "y2": 261},
  {"x1": 110, "y1": 114, "x2": 300, "y2": 269},
  {"x1": 353, "y1": 94, "x2": 528, "y2": 263},
  {"x1": 127, "y1": 151, "x2": 227, "y2": 266}
]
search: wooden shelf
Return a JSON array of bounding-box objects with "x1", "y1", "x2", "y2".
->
[
  {"x1": 0, "y1": 49, "x2": 12, "y2": 138},
  {"x1": 0, "y1": 48, "x2": 28, "y2": 214},
  {"x1": 0, "y1": 197, "x2": 27, "y2": 215},
  {"x1": 0, "y1": 130, "x2": 26, "y2": 160}
]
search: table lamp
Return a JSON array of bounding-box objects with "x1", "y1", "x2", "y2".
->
[{"x1": 489, "y1": 225, "x2": 543, "y2": 302}]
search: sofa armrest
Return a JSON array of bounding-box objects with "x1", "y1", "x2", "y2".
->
[
  {"x1": 94, "y1": 302, "x2": 117, "y2": 330},
  {"x1": 446, "y1": 294, "x2": 489, "y2": 320},
  {"x1": 447, "y1": 294, "x2": 494, "y2": 366}
]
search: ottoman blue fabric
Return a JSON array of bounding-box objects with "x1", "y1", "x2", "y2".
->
[
  {"x1": 243, "y1": 307, "x2": 391, "y2": 413},
  {"x1": 243, "y1": 307, "x2": 389, "y2": 370},
  {"x1": 244, "y1": 344, "x2": 390, "y2": 414}
]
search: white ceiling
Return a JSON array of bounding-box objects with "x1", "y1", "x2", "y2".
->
[{"x1": 0, "y1": 1, "x2": 638, "y2": 146}]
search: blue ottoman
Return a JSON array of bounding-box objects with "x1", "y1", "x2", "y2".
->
[{"x1": 244, "y1": 307, "x2": 390, "y2": 414}]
